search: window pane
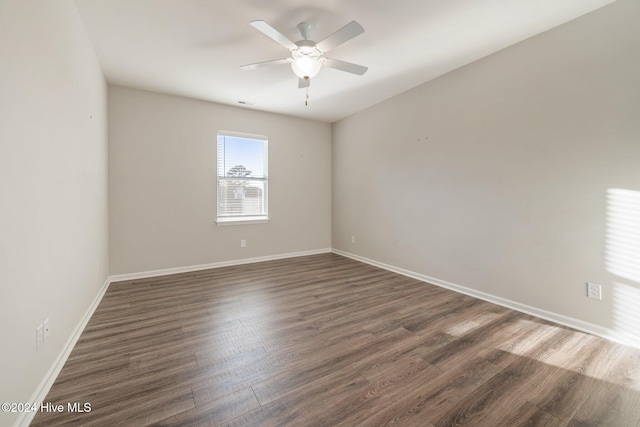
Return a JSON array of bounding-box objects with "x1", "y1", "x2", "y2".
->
[{"x1": 217, "y1": 135, "x2": 267, "y2": 178}]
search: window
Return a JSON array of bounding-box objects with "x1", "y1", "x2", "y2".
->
[{"x1": 216, "y1": 132, "x2": 268, "y2": 223}]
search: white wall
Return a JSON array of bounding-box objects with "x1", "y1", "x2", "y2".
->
[
  {"x1": 332, "y1": 0, "x2": 640, "y2": 347},
  {"x1": 0, "y1": 0, "x2": 109, "y2": 425},
  {"x1": 108, "y1": 86, "x2": 331, "y2": 275}
]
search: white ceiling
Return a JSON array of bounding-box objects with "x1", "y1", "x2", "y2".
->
[{"x1": 75, "y1": 0, "x2": 615, "y2": 123}]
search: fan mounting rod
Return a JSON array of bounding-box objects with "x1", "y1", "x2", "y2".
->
[{"x1": 296, "y1": 22, "x2": 313, "y2": 40}]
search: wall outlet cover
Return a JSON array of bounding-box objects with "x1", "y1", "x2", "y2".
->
[{"x1": 587, "y1": 282, "x2": 602, "y2": 300}]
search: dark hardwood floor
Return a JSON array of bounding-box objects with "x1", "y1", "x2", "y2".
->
[{"x1": 31, "y1": 253, "x2": 640, "y2": 426}]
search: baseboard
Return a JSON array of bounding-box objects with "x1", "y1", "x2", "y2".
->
[
  {"x1": 14, "y1": 277, "x2": 111, "y2": 427},
  {"x1": 332, "y1": 248, "x2": 640, "y2": 350},
  {"x1": 108, "y1": 248, "x2": 333, "y2": 283}
]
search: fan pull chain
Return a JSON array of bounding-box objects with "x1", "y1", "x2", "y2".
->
[{"x1": 305, "y1": 87, "x2": 309, "y2": 106}]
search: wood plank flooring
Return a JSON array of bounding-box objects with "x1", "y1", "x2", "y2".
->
[{"x1": 31, "y1": 253, "x2": 640, "y2": 426}]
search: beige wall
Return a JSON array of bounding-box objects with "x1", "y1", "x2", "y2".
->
[
  {"x1": 108, "y1": 86, "x2": 331, "y2": 275},
  {"x1": 332, "y1": 0, "x2": 640, "y2": 347},
  {"x1": 0, "y1": 0, "x2": 109, "y2": 425}
]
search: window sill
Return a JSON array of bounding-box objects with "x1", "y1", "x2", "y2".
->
[{"x1": 216, "y1": 216, "x2": 270, "y2": 226}]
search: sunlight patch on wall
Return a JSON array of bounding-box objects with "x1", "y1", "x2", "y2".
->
[
  {"x1": 606, "y1": 189, "x2": 640, "y2": 283},
  {"x1": 607, "y1": 189, "x2": 640, "y2": 348},
  {"x1": 611, "y1": 282, "x2": 640, "y2": 348}
]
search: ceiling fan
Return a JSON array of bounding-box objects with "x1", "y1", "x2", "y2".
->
[{"x1": 240, "y1": 20, "x2": 368, "y2": 91}]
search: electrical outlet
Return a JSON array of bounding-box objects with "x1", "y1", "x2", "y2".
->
[
  {"x1": 44, "y1": 318, "x2": 50, "y2": 342},
  {"x1": 351, "y1": 235, "x2": 356, "y2": 244},
  {"x1": 36, "y1": 324, "x2": 44, "y2": 350},
  {"x1": 240, "y1": 239, "x2": 246, "y2": 248},
  {"x1": 587, "y1": 282, "x2": 602, "y2": 300}
]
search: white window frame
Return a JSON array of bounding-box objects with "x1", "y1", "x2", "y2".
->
[{"x1": 216, "y1": 131, "x2": 269, "y2": 225}]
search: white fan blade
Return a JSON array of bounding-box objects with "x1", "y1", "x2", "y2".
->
[
  {"x1": 240, "y1": 58, "x2": 290, "y2": 70},
  {"x1": 323, "y1": 58, "x2": 368, "y2": 76},
  {"x1": 298, "y1": 77, "x2": 310, "y2": 89},
  {"x1": 250, "y1": 20, "x2": 297, "y2": 50},
  {"x1": 316, "y1": 21, "x2": 364, "y2": 53}
]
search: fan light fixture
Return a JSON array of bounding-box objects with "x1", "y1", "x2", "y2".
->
[
  {"x1": 290, "y1": 44, "x2": 323, "y2": 79},
  {"x1": 291, "y1": 57, "x2": 322, "y2": 79}
]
